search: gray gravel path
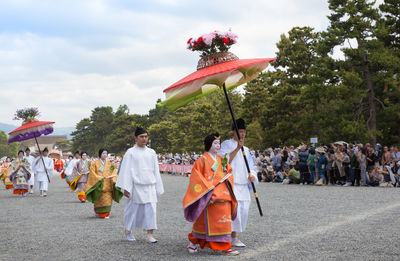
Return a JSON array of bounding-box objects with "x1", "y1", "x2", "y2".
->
[{"x1": 1, "y1": 174, "x2": 400, "y2": 260}]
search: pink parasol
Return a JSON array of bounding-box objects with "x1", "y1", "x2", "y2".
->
[{"x1": 159, "y1": 31, "x2": 275, "y2": 216}]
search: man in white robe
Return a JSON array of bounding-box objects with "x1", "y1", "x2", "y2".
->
[
  {"x1": 116, "y1": 127, "x2": 164, "y2": 243},
  {"x1": 218, "y1": 118, "x2": 258, "y2": 248},
  {"x1": 24, "y1": 148, "x2": 35, "y2": 194},
  {"x1": 33, "y1": 148, "x2": 54, "y2": 197}
]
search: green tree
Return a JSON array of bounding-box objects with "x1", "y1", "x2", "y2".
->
[
  {"x1": 325, "y1": 0, "x2": 383, "y2": 144},
  {"x1": 0, "y1": 131, "x2": 18, "y2": 158},
  {"x1": 148, "y1": 121, "x2": 175, "y2": 154},
  {"x1": 54, "y1": 139, "x2": 73, "y2": 153},
  {"x1": 105, "y1": 106, "x2": 136, "y2": 155},
  {"x1": 71, "y1": 118, "x2": 91, "y2": 154}
]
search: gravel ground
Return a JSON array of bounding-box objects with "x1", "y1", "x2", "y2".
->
[{"x1": 1, "y1": 173, "x2": 400, "y2": 261}]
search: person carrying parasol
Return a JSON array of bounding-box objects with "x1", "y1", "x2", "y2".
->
[
  {"x1": 33, "y1": 147, "x2": 54, "y2": 197},
  {"x1": 218, "y1": 118, "x2": 258, "y2": 248},
  {"x1": 8, "y1": 107, "x2": 55, "y2": 188}
]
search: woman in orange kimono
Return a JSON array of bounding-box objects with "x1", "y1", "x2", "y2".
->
[
  {"x1": 84, "y1": 148, "x2": 122, "y2": 218},
  {"x1": 183, "y1": 133, "x2": 239, "y2": 255}
]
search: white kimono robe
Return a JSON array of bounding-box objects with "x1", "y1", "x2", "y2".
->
[
  {"x1": 218, "y1": 138, "x2": 258, "y2": 233},
  {"x1": 65, "y1": 158, "x2": 79, "y2": 176},
  {"x1": 24, "y1": 155, "x2": 35, "y2": 186},
  {"x1": 116, "y1": 145, "x2": 164, "y2": 231},
  {"x1": 33, "y1": 156, "x2": 54, "y2": 191}
]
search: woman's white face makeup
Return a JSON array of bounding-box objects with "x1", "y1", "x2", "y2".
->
[
  {"x1": 82, "y1": 154, "x2": 87, "y2": 160},
  {"x1": 101, "y1": 151, "x2": 108, "y2": 160},
  {"x1": 209, "y1": 139, "x2": 220, "y2": 154}
]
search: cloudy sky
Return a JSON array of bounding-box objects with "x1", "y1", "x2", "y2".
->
[{"x1": 0, "y1": 0, "x2": 332, "y2": 128}]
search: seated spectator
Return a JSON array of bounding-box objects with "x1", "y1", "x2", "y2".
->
[
  {"x1": 263, "y1": 165, "x2": 275, "y2": 182},
  {"x1": 380, "y1": 165, "x2": 396, "y2": 187},
  {"x1": 287, "y1": 165, "x2": 301, "y2": 184},
  {"x1": 367, "y1": 164, "x2": 382, "y2": 187}
]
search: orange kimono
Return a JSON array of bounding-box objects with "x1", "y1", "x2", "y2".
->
[
  {"x1": 183, "y1": 152, "x2": 237, "y2": 251},
  {"x1": 54, "y1": 159, "x2": 64, "y2": 172}
]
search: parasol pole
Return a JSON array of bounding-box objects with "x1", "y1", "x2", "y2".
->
[
  {"x1": 222, "y1": 83, "x2": 263, "y2": 216},
  {"x1": 34, "y1": 135, "x2": 51, "y2": 183}
]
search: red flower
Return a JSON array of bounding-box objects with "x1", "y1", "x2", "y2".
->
[
  {"x1": 197, "y1": 37, "x2": 203, "y2": 43},
  {"x1": 187, "y1": 38, "x2": 192, "y2": 44},
  {"x1": 222, "y1": 37, "x2": 229, "y2": 44}
]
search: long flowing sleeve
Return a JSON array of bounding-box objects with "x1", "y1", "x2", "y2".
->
[
  {"x1": 9, "y1": 162, "x2": 18, "y2": 181},
  {"x1": 32, "y1": 157, "x2": 39, "y2": 173},
  {"x1": 116, "y1": 151, "x2": 133, "y2": 195},
  {"x1": 247, "y1": 149, "x2": 259, "y2": 184},
  {"x1": 153, "y1": 153, "x2": 164, "y2": 196},
  {"x1": 46, "y1": 158, "x2": 54, "y2": 176},
  {"x1": 218, "y1": 139, "x2": 235, "y2": 161},
  {"x1": 65, "y1": 159, "x2": 77, "y2": 176},
  {"x1": 84, "y1": 161, "x2": 103, "y2": 191},
  {"x1": 70, "y1": 161, "x2": 80, "y2": 181}
]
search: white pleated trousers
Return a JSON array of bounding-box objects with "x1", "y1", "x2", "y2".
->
[{"x1": 124, "y1": 199, "x2": 157, "y2": 231}]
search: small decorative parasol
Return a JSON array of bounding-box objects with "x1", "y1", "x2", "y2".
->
[
  {"x1": 8, "y1": 108, "x2": 55, "y2": 182},
  {"x1": 159, "y1": 30, "x2": 275, "y2": 216}
]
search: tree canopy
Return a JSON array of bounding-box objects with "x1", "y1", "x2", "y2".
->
[
  {"x1": 71, "y1": 0, "x2": 399, "y2": 155},
  {"x1": 0, "y1": 131, "x2": 18, "y2": 158}
]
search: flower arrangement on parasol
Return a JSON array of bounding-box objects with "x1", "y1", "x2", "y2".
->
[
  {"x1": 187, "y1": 30, "x2": 238, "y2": 57},
  {"x1": 8, "y1": 108, "x2": 55, "y2": 182},
  {"x1": 13, "y1": 107, "x2": 40, "y2": 123}
]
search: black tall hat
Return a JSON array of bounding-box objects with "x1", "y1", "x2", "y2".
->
[
  {"x1": 204, "y1": 132, "x2": 220, "y2": 151},
  {"x1": 232, "y1": 118, "x2": 246, "y2": 130},
  {"x1": 135, "y1": 126, "x2": 147, "y2": 136}
]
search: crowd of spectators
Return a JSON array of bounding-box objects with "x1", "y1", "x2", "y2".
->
[
  {"x1": 158, "y1": 153, "x2": 199, "y2": 165},
  {"x1": 254, "y1": 143, "x2": 400, "y2": 187},
  {"x1": 155, "y1": 143, "x2": 400, "y2": 188}
]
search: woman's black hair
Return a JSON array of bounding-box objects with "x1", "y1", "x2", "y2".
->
[{"x1": 98, "y1": 148, "x2": 108, "y2": 158}]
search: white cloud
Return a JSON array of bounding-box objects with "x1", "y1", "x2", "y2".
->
[{"x1": 0, "y1": 0, "x2": 331, "y2": 127}]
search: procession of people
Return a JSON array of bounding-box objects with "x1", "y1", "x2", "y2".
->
[
  {"x1": 1, "y1": 119, "x2": 261, "y2": 256},
  {"x1": 1, "y1": 88, "x2": 397, "y2": 257}
]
